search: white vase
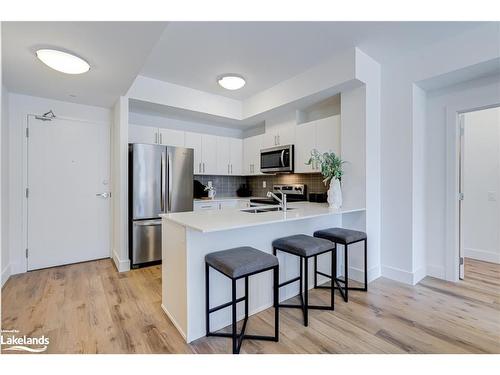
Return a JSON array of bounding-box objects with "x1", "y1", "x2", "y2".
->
[{"x1": 328, "y1": 178, "x2": 342, "y2": 209}]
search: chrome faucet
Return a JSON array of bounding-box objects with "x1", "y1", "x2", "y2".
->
[{"x1": 267, "y1": 191, "x2": 287, "y2": 212}]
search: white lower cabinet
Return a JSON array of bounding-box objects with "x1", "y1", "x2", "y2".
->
[{"x1": 193, "y1": 199, "x2": 250, "y2": 211}]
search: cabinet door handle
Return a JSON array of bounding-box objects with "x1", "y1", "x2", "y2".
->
[
  {"x1": 199, "y1": 162, "x2": 201, "y2": 173},
  {"x1": 203, "y1": 162, "x2": 205, "y2": 173},
  {"x1": 277, "y1": 134, "x2": 280, "y2": 145},
  {"x1": 230, "y1": 164, "x2": 233, "y2": 174},
  {"x1": 159, "y1": 132, "x2": 162, "y2": 144},
  {"x1": 155, "y1": 132, "x2": 158, "y2": 144}
]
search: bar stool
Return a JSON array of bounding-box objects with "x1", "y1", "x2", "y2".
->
[
  {"x1": 313, "y1": 228, "x2": 367, "y2": 302},
  {"x1": 272, "y1": 234, "x2": 336, "y2": 327},
  {"x1": 205, "y1": 247, "x2": 279, "y2": 354}
]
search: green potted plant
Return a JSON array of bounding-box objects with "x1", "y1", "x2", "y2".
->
[{"x1": 306, "y1": 149, "x2": 345, "y2": 209}]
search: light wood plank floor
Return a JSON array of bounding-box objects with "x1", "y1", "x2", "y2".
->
[{"x1": 1, "y1": 257, "x2": 499, "y2": 354}]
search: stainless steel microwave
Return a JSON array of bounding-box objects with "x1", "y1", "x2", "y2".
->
[{"x1": 260, "y1": 145, "x2": 294, "y2": 173}]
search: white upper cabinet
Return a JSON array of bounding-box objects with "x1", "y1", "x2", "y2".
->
[
  {"x1": 243, "y1": 134, "x2": 263, "y2": 175},
  {"x1": 229, "y1": 138, "x2": 243, "y2": 175},
  {"x1": 201, "y1": 134, "x2": 217, "y2": 175},
  {"x1": 294, "y1": 115, "x2": 341, "y2": 173},
  {"x1": 216, "y1": 136, "x2": 243, "y2": 175},
  {"x1": 262, "y1": 126, "x2": 295, "y2": 148},
  {"x1": 129, "y1": 124, "x2": 159, "y2": 145},
  {"x1": 185, "y1": 132, "x2": 203, "y2": 174},
  {"x1": 316, "y1": 115, "x2": 341, "y2": 155},
  {"x1": 158, "y1": 128, "x2": 185, "y2": 147},
  {"x1": 295, "y1": 122, "x2": 317, "y2": 173},
  {"x1": 129, "y1": 125, "x2": 185, "y2": 147},
  {"x1": 216, "y1": 136, "x2": 231, "y2": 175}
]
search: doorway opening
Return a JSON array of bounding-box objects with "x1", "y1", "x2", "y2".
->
[{"x1": 458, "y1": 106, "x2": 500, "y2": 282}]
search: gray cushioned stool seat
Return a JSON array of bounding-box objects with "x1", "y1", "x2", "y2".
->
[
  {"x1": 314, "y1": 227, "x2": 367, "y2": 245},
  {"x1": 205, "y1": 247, "x2": 278, "y2": 279},
  {"x1": 272, "y1": 234, "x2": 333, "y2": 257}
]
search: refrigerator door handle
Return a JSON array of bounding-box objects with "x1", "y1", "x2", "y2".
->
[
  {"x1": 168, "y1": 152, "x2": 173, "y2": 212},
  {"x1": 161, "y1": 151, "x2": 166, "y2": 212}
]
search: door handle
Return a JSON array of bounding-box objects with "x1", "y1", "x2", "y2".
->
[
  {"x1": 228, "y1": 164, "x2": 230, "y2": 174},
  {"x1": 159, "y1": 132, "x2": 163, "y2": 144},
  {"x1": 199, "y1": 162, "x2": 201, "y2": 173},
  {"x1": 230, "y1": 164, "x2": 233, "y2": 174},
  {"x1": 96, "y1": 192, "x2": 111, "y2": 198},
  {"x1": 203, "y1": 162, "x2": 205, "y2": 173},
  {"x1": 155, "y1": 132, "x2": 158, "y2": 144},
  {"x1": 280, "y1": 150, "x2": 285, "y2": 167}
]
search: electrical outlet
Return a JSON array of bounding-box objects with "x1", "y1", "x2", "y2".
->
[
  {"x1": 263, "y1": 181, "x2": 266, "y2": 188},
  {"x1": 487, "y1": 192, "x2": 496, "y2": 202}
]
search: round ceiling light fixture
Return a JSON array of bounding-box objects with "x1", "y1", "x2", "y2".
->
[
  {"x1": 36, "y1": 49, "x2": 90, "y2": 75},
  {"x1": 217, "y1": 74, "x2": 246, "y2": 90}
]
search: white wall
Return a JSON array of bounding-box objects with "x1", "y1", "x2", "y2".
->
[
  {"x1": 463, "y1": 106, "x2": 500, "y2": 263},
  {"x1": 425, "y1": 75, "x2": 500, "y2": 278},
  {"x1": 381, "y1": 23, "x2": 500, "y2": 284},
  {"x1": 7, "y1": 93, "x2": 111, "y2": 275}
]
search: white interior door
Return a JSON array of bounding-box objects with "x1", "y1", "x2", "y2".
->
[{"x1": 27, "y1": 115, "x2": 111, "y2": 270}]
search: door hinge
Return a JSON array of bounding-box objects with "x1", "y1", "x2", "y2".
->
[
  {"x1": 25, "y1": 187, "x2": 29, "y2": 198},
  {"x1": 458, "y1": 192, "x2": 464, "y2": 201},
  {"x1": 460, "y1": 257, "x2": 464, "y2": 265},
  {"x1": 26, "y1": 248, "x2": 29, "y2": 258},
  {"x1": 26, "y1": 127, "x2": 29, "y2": 138}
]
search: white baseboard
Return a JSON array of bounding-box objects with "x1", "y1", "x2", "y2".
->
[
  {"x1": 1, "y1": 263, "x2": 11, "y2": 287},
  {"x1": 464, "y1": 248, "x2": 500, "y2": 264},
  {"x1": 413, "y1": 267, "x2": 427, "y2": 284},
  {"x1": 381, "y1": 265, "x2": 414, "y2": 285},
  {"x1": 161, "y1": 304, "x2": 187, "y2": 341},
  {"x1": 347, "y1": 264, "x2": 381, "y2": 284},
  {"x1": 426, "y1": 264, "x2": 445, "y2": 279},
  {"x1": 112, "y1": 250, "x2": 130, "y2": 272}
]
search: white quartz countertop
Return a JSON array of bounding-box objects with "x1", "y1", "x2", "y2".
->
[{"x1": 161, "y1": 202, "x2": 365, "y2": 233}]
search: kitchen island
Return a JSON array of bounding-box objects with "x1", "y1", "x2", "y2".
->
[{"x1": 160, "y1": 202, "x2": 365, "y2": 343}]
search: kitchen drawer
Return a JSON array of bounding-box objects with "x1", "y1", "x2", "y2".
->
[{"x1": 194, "y1": 201, "x2": 218, "y2": 211}]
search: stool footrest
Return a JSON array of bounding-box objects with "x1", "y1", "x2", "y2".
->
[
  {"x1": 209, "y1": 296, "x2": 246, "y2": 314},
  {"x1": 316, "y1": 270, "x2": 332, "y2": 279},
  {"x1": 278, "y1": 276, "x2": 301, "y2": 288},
  {"x1": 278, "y1": 303, "x2": 334, "y2": 311}
]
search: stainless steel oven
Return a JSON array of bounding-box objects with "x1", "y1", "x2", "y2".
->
[{"x1": 260, "y1": 144, "x2": 294, "y2": 173}]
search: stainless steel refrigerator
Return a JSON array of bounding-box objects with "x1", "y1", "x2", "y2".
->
[{"x1": 129, "y1": 143, "x2": 193, "y2": 268}]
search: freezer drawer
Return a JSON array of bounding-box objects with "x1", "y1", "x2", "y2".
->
[{"x1": 132, "y1": 219, "x2": 161, "y2": 265}]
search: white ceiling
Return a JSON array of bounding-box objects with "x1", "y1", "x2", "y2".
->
[
  {"x1": 2, "y1": 22, "x2": 167, "y2": 107},
  {"x1": 2, "y1": 21, "x2": 488, "y2": 108},
  {"x1": 140, "y1": 21, "x2": 485, "y2": 100}
]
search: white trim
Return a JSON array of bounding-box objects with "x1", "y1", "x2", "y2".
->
[
  {"x1": 1, "y1": 263, "x2": 11, "y2": 287},
  {"x1": 112, "y1": 250, "x2": 130, "y2": 272},
  {"x1": 347, "y1": 264, "x2": 381, "y2": 284},
  {"x1": 161, "y1": 303, "x2": 187, "y2": 341},
  {"x1": 427, "y1": 264, "x2": 445, "y2": 279},
  {"x1": 381, "y1": 265, "x2": 414, "y2": 285},
  {"x1": 445, "y1": 99, "x2": 500, "y2": 282},
  {"x1": 413, "y1": 267, "x2": 427, "y2": 284},
  {"x1": 464, "y1": 248, "x2": 500, "y2": 264}
]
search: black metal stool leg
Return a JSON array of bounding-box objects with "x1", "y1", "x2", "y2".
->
[
  {"x1": 304, "y1": 257, "x2": 309, "y2": 326},
  {"x1": 364, "y1": 239, "x2": 368, "y2": 292},
  {"x1": 314, "y1": 255, "x2": 317, "y2": 288},
  {"x1": 344, "y1": 245, "x2": 349, "y2": 302},
  {"x1": 205, "y1": 263, "x2": 210, "y2": 335},
  {"x1": 273, "y1": 266, "x2": 279, "y2": 341},
  {"x1": 331, "y1": 249, "x2": 335, "y2": 310},
  {"x1": 232, "y1": 278, "x2": 237, "y2": 354}
]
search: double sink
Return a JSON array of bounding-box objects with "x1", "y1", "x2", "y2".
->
[{"x1": 241, "y1": 206, "x2": 296, "y2": 214}]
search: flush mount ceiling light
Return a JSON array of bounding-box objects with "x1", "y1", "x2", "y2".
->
[
  {"x1": 36, "y1": 49, "x2": 90, "y2": 75},
  {"x1": 217, "y1": 74, "x2": 246, "y2": 90}
]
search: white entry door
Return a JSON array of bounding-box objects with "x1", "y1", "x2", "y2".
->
[{"x1": 27, "y1": 115, "x2": 111, "y2": 270}]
